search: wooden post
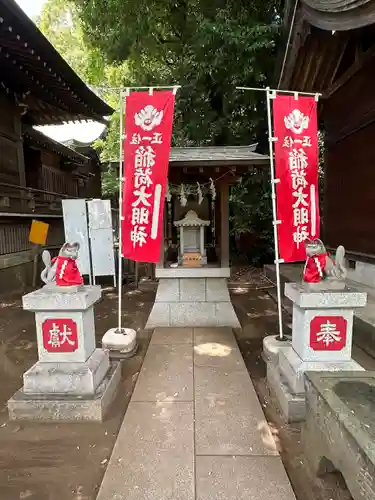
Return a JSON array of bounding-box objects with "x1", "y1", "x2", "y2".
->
[
  {"x1": 156, "y1": 202, "x2": 166, "y2": 269},
  {"x1": 31, "y1": 244, "x2": 40, "y2": 288},
  {"x1": 168, "y1": 196, "x2": 173, "y2": 245},
  {"x1": 214, "y1": 193, "x2": 220, "y2": 262},
  {"x1": 135, "y1": 262, "x2": 139, "y2": 288},
  {"x1": 220, "y1": 183, "x2": 230, "y2": 268},
  {"x1": 200, "y1": 226, "x2": 205, "y2": 256},
  {"x1": 179, "y1": 226, "x2": 184, "y2": 259}
]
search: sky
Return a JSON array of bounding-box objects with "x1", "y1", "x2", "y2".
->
[{"x1": 16, "y1": 0, "x2": 47, "y2": 19}]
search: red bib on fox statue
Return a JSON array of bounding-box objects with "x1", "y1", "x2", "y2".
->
[
  {"x1": 53, "y1": 242, "x2": 83, "y2": 287},
  {"x1": 55, "y1": 256, "x2": 83, "y2": 286},
  {"x1": 303, "y1": 252, "x2": 328, "y2": 283},
  {"x1": 302, "y1": 238, "x2": 347, "y2": 284}
]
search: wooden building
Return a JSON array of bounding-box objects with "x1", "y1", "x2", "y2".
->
[
  {"x1": 0, "y1": 0, "x2": 112, "y2": 293},
  {"x1": 278, "y1": 0, "x2": 375, "y2": 276}
]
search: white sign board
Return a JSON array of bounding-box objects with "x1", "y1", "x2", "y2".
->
[
  {"x1": 62, "y1": 199, "x2": 91, "y2": 276},
  {"x1": 87, "y1": 199, "x2": 116, "y2": 280}
]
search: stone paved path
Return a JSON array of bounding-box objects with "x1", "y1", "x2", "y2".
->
[{"x1": 96, "y1": 327, "x2": 296, "y2": 500}]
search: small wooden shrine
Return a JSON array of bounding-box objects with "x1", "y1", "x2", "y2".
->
[{"x1": 145, "y1": 145, "x2": 269, "y2": 328}]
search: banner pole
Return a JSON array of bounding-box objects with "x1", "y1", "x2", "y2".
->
[
  {"x1": 237, "y1": 86, "x2": 321, "y2": 98},
  {"x1": 117, "y1": 90, "x2": 127, "y2": 333},
  {"x1": 265, "y1": 87, "x2": 284, "y2": 341}
]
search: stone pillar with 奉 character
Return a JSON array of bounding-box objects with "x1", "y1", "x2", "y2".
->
[{"x1": 265, "y1": 239, "x2": 367, "y2": 422}]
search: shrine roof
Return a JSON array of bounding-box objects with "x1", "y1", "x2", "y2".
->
[
  {"x1": 0, "y1": 0, "x2": 113, "y2": 125},
  {"x1": 293, "y1": 0, "x2": 375, "y2": 32},
  {"x1": 174, "y1": 210, "x2": 210, "y2": 227},
  {"x1": 169, "y1": 146, "x2": 269, "y2": 167},
  {"x1": 278, "y1": 0, "x2": 375, "y2": 91}
]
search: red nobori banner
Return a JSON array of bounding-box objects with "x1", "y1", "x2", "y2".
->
[
  {"x1": 121, "y1": 90, "x2": 175, "y2": 263},
  {"x1": 272, "y1": 94, "x2": 320, "y2": 262}
]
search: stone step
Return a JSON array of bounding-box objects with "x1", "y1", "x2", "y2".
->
[{"x1": 146, "y1": 277, "x2": 241, "y2": 328}]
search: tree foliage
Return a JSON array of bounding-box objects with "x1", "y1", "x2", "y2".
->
[
  {"x1": 41, "y1": 0, "x2": 285, "y2": 262},
  {"x1": 38, "y1": 0, "x2": 104, "y2": 87},
  {"x1": 37, "y1": 0, "x2": 129, "y2": 164},
  {"x1": 230, "y1": 169, "x2": 273, "y2": 265},
  {"x1": 73, "y1": 0, "x2": 282, "y2": 147}
]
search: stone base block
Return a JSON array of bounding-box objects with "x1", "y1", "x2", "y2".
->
[
  {"x1": 147, "y1": 275, "x2": 240, "y2": 328},
  {"x1": 262, "y1": 335, "x2": 291, "y2": 365},
  {"x1": 155, "y1": 277, "x2": 231, "y2": 303},
  {"x1": 303, "y1": 372, "x2": 375, "y2": 500},
  {"x1": 41, "y1": 284, "x2": 85, "y2": 293},
  {"x1": 280, "y1": 346, "x2": 364, "y2": 394},
  {"x1": 285, "y1": 282, "x2": 367, "y2": 309},
  {"x1": 266, "y1": 360, "x2": 306, "y2": 423},
  {"x1": 23, "y1": 285, "x2": 102, "y2": 311},
  {"x1": 8, "y1": 362, "x2": 121, "y2": 422},
  {"x1": 23, "y1": 349, "x2": 109, "y2": 395},
  {"x1": 146, "y1": 301, "x2": 240, "y2": 328},
  {"x1": 206, "y1": 278, "x2": 231, "y2": 301},
  {"x1": 102, "y1": 328, "x2": 137, "y2": 358}
]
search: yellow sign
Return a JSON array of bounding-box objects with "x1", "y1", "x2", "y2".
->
[{"x1": 29, "y1": 220, "x2": 49, "y2": 245}]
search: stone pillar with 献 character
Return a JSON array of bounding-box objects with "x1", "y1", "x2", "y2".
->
[
  {"x1": 7, "y1": 242, "x2": 121, "y2": 422},
  {"x1": 266, "y1": 240, "x2": 368, "y2": 422}
]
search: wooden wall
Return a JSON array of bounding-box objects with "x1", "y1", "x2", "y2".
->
[
  {"x1": 323, "y1": 53, "x2": 375, "y2": 256},
  {"x1": 0, "y1": 89, "x2": 103, "y2": 260},
  {"x1": 39, "y1": 151, "x2": 79, "y2": 197},
  {"x1": 0, "y1": 218, "x2": 64, "y2": 255},
  {"x1": 0, "y1": 93, "x2": 24, "y2": 188}
]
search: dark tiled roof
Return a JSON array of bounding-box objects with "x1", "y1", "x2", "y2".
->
[
  {"x1": 0, "y1": 0, "x2": 113, "y2": 124},
  {"x1": 169, "y1": 146, "x2": 268, "y2": 165},
  {"x1": 110, "y1": 145, "x2": 268, "y2": 167}
]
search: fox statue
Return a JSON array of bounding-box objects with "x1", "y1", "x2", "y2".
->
[
  {"x1": 303, "y1": 239, "x2": 347, "y2": 284},
  {"x1": 40, "y1": 242, "x2": 83, "y2": 287}
]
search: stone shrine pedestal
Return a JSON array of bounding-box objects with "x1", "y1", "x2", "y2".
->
[
  {"x1": 266, "y1": 282, "x2": 367, "y2": 422},
  {"x1": 146, "y1": 267, "x2": 240, "y2": 328},
  {"x1": 8, "y1": 286, "x2": 120, "y2": 422}
]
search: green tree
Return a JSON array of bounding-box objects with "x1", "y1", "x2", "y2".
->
[
  {"x1": 46, "y1": 0, "x2": 285, "y2": 259},
  {"x1": 230, "y1": 168, "x2": 273, "y2": 265},
  {"x1": 37, "y1": 0, "x2": 128, "y2": 165},
  {"x1": 72, "y1": 0, "x2": 284, "y2": 252},
  {"x1": 38, "y1": 0, "x2": 104, "y2": 86},
  {"x1": 73, "y1": 0, "x2": 282, "y2": 147}
]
